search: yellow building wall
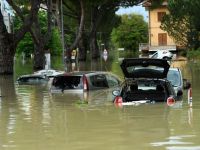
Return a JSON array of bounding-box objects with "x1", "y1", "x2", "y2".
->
[{"x1": 149, "y1": 7, "x2": 176, "y2": 46}]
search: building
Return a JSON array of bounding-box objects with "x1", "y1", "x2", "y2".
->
[
  {"x1": 0, "y1": 0, "x2": 13, "y2": 33},
  {"x1": 139, "y1": 0, "x2": 177, "y2": 52}
]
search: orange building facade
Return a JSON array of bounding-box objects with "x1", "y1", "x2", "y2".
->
[{"x1": 139, "y1": 0, "x2": 177, "y2": 52}]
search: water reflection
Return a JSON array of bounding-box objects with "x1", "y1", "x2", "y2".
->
[{"x1": 0, "y1": 54, "x2": 200, "y2": 150}]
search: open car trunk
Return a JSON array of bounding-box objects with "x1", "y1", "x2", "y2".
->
[
  {"x1": 121, "y1": 79, "x2": 169, "y2": 102},
  {"x1": 120, "y1": 58, "x2": 170, "y2": 79}
]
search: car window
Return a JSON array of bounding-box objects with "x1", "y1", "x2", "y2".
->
[
  {"x1": 106, "y1": 75, "x2": 120, "y2": 87},
  {"x1": 90, "y1": 74, "x2": 108, "y2": 88},
  {"x1": 151, "y1": 52, "x2": 158, "y2": 58},
  {"x1": 52, "y1": 76, "x2": 82, "y2": 90},
  {"x1": 137, "y1": 80, "x2": 157, "y2": 90},
  {"x1": 167, "y1": 70, "x2": 181, "y2": 86},
  {"x1": 28, "y1": 77, "x2": 44, "y2": 82},
  {"x1": 41, "y1": 71, "x2": 53, "y2": 76}
]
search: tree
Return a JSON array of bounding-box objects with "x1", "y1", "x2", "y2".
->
[
  {"x1": 14, "y1": 9, "x2": 62, "y2": 57},
  {"x1": 161, "y1": 0, "x2": 200, "y2": 50},
  {"x1": 30, "y1": 0, "x2": 53, "y2": 70},
  {"x1": 0, "y1": 0, "x2": 40, "y2": 74},
  {"x1": 111, "y1": 14, "x2": 148, "y2": 51},
  {"x1": 87, "y1": 0, "x2": 144, "y2": 59},
  {"x1": 63, "y1": 0, "x2": 144, "y2": 60}
]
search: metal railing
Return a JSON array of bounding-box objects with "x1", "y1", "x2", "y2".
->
[{"x1": 139, "y1": 43, "x2": 177, "y2": 52}]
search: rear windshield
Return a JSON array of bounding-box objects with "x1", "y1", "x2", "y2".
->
[{"x1": 52, "y1": 76, "x2": 82, "y2": 90}]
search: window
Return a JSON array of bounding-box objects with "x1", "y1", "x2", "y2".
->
[
  {"x1": 158, "y1": 33, "x2": 167, "y2": 45},
  {"x1": 157, "y1": 12, "x2": 166, "y2": 22},
  {"x1": 90, "y1": 75, "x2": 108, "y2": 88},
  {"x1": 106, "y1": 75, "x2": 120, "y2": 87}
]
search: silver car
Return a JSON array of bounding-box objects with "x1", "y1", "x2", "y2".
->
[
  {"x1": 150, "y1": 50, "x2": 173, "y2": 60},
  {"x1": 50, "y1": 71, "x2": 122, "y2": 103},
  {"x1": 167, "y1": 68, "x2": 183, "y2": 95},
  {"x1": 51, "y1": 71, "x2": 121, "y2": 92}
]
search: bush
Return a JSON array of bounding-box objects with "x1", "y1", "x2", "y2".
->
[{"x1": 187, "y1": 48, "x2": 200, "y2": 60}]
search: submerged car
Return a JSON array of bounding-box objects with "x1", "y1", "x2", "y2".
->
[
  {"x1": 150, "y1": 50, "x2": 173, "y2": 60},
  {"x1": 167, "y1": 68, "x2": 183, "y2": 94},
  {"x1": 50, "y1": 71, "x2": 122, "y2": 104},
  {"x1": 113, "y1": 58, "x2": 182, "y2": 104},
  {"x1": 50, "y1": 71, "x2": 122, "y2": 93},
  {"x1": 17, "y1": 74, "x2": 49, "y2": 85}
]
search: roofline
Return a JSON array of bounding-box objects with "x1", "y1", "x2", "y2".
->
[{"x1": 142, "y1": 0, "x2": 168, "y2": 8}]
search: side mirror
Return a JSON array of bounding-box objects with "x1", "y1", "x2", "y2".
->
[
  {"x1": 183, "y1": 79, "x2": 191, "y2": 89},
  {"x1": 112, "y1": 90, "x2": 120, "y2": 96}
]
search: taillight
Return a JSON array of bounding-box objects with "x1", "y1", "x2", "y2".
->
[
  {"x1": 114, "y1": 96, "x2": 123, "y2": 103},
  {"x1": 83, "y1": 75, "x2": 89, "y2": 91},
  {"x1": 114, "y1": 96, "x2": 123, "y2": 108},
  {"x1": 167, "y1": 97, "x2": 175, "y2": 106}
]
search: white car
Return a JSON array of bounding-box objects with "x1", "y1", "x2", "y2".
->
[
  {"x1": 34, "y1": 69, "x2": 64, "y2": 78},
  {"x1": 150, "y1": 50, "x2": 173, "y2": 60}
]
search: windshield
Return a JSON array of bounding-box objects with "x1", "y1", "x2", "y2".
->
[{"x1": 167, "y1": 70, "x2": 181, "y2": 86}]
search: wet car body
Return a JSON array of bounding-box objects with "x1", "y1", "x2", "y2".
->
[
  {"x1": 113, "y1": 58, "x2": 182, "y2": 104},
  {"x1": 33, "y1": 69, "x2": 64, "y2": 78},
  {"x1": 16, "y1": 74, "x2": 49, "y2": 85},
  {"x1": 50, "y1": 71, "x2": 122, "y2": 102},
  {"x1": 51, "y1": 71, "x2": 121, "y2": 92},
  {"x1": 150, "y1": 50, "x2": 173, "y2": 60},
  {"x1": 167, "y1": 68, "x2": 183, "y2": 94}
]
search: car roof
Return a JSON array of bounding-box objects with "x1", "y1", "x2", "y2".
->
[
  {"x1": 18, "y1": 74, "x2": 46, "y2": 78},
  {"x1": 120, "y1": 58, "x2": 170, "y2": 79},
  {"x1": 169, "y1": 67, "x2": 180, "y2": 71},
  {"x1": 54, "y1": 71, "x2": 113, "y2": 77}
]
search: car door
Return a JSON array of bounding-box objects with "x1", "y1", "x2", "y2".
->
[{"x1": 87, "y1": 74, "x2": 120, "y2": 104}]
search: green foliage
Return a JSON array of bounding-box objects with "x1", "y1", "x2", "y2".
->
[
  {"x1": 15, "y1": 11, "x2": 48, "y2": 56},
  {"x1": 111, "y1": 13, "x2": 148, "y2": 51},
  {"x1": 187, "y1": 49, "x2": 200, "y2": 60},
  {"x1": 15, "y1": 10, "x2": 62, "y2": 56},
  {"x1": 48, "y1": 28, "x2": 62, "y2": 55},
  {"x1": 161, "y1": 0, "x2": 200, "y2": 50},
  {"x1": 16, "y1": 32, "x2": 33, "y2": 57},
  {"x1": 39, "y1": 10, "x2": 48, "y2": 34}
]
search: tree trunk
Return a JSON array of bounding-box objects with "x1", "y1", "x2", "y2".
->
[
  {"x1": 90, "y1": 7, "x2": 100, "y2": 59},
  {"x1": 33, "y1": 42, "x2": 45, "y2": 70},
  {"x1": 0, "y1": 0, "x2": 41, "y2": 74},
  {"x1": 31, "y1": 0, "x2": 52, "y2": 70},
  {"x1": 90, "y1": 29, "x2": 99, "y2": 59},
  {"x1": 78, "y1": 36, "x2": 87, "y2": 61},
  {"x1": 70, "y1": 0, "x2": 85, "y2": 50},
  {"x1": 0, "y1": 11, "x2": 15, "y2": 74}
]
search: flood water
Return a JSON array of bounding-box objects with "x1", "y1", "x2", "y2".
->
[{"x1": 0, "y1": 53, "x2": 200, "y2": 150}]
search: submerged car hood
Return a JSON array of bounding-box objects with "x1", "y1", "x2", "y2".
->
[{"x1": 120, "y1": 58, "x2": 170, "y2": 79}]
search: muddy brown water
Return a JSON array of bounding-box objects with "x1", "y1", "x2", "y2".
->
[{"x1": 0, "y1": 56, "x2": 200, "y2": 150}]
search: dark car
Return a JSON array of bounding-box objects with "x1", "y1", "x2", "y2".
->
[
  {"x1": 17, "y1": 74, "x2": 49, "y2": 85},
  {"x1": 50, "y1": 71, "x2": 121, "y2": 93},
  {"x1": 113, "y1": 58, "x2": 182, "y2": 105}
]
